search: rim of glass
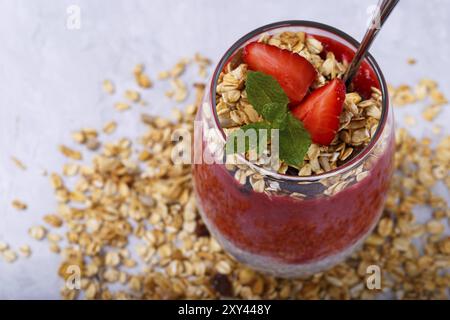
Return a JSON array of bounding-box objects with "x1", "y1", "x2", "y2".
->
[{"x1": 209, "y1": 20, "x2": 389, "y2": 182}]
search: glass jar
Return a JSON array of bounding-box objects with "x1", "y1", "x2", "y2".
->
[{"x1": 192, "y1": 21, "x2": 394, "y2": 278}]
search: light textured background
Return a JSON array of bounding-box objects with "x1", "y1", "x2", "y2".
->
[{"x1": 0, "y1": 0, "x2": 449, "y2": 299}]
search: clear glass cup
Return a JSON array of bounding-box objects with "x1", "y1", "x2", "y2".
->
[{"x1": 192, "y1": 21, "x2": 395, "y2": 278}]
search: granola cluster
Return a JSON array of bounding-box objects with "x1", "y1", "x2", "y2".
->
[
  {"x1": 389, "y1": 78, "x2": 448, "y2": 124},
  {"x1": 216, "y1": 31, "x2": 382, "y2": 176}
]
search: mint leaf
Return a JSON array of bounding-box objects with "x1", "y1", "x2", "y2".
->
[
  {"x1": 226, "y1": 71, "x2": 311, "y2": 169},
  {"x1": 225, "y1": 122, "x2": 272, "y2": 155},
  {"x1": 246, "y1": 71, "x2": 289, "y2": 114},
  {"x1": 261, "y1": 103, "x2": 287, "y2": 129},
  {"x1": 279, "y1": 113, "x2": 311, "y2": 167}
]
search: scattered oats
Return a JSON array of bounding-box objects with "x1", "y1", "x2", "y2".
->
[
  {"x1": 135, "y1": 71, "x2": 152, "y2": 89},
  {"x1": 49, "y1": 173, "x2": 63, "y2": 189},
  {"x1": 115, "y1": 102, "x2": 131, "y2": 112},
  {"x1": 0, "y1": 241, "x2": 9, "y2": 252},
  {"x1": 103, "y1": 121, "x2": 117, "y2": 135},
  {"x1": 133, "y1": 64, "x2": 153, "y2": 87},
  {"x1": 11, "y1": 199, "x2": 27, "y2": 211},
  {"x1": 104, "y1": 268, "x2": 120, "y2": 282},
  {"x1": 158, "y1": 70, "x2": 170, "y2": 80},
  {"x1": 215, "y1": 260, "x2": 232, "y2": 275},
  {"x1": 105, "y1": 251, "x2": 121, "y2": 267},
  {"x1": 170, "y1": 60, "x2": 187, "y2": 78},
  {"x1": 393, "y1": 237, "x2": 411, "y2": 252},
  {"x1": 11, "y1": 156, "x2": 27, "y2": 170},
  {"x1": 430, "y1": 89, "x2": 447, "y2": 105},
  {"x1": 72, "y1": 131, "x2": 86, "y2": 144},
  {"x1": 124, "y1": 90, "x2": 141, "y2": 102},
  {"x1": 198, "y1": 65, "x2": 207, "y2": 78},
  {"x1": 194, "y1": 53, "x2": 211, "y2": 78},
  {"x1": 419, "y1": 79, "x2": 438, "y2": 91},
  {"x1": 431, "y1": 125, "x2": 442, "y2": 135},
  {"x1": 426, "y1": 220, "x2": 445, "y2": 235},
  {"x1": 2, "y1": 249, "x2": 17, "y2": 263},
  {"x1": 19, "y1": 245, "x2": 32, "y2": 258},
  {"x1": 62, "y1": 163, "x2": 79, "y2": 177},
  {"x1": 28, "y1": 226, "x2": 47, "y2": 241},
  {"x1": 133, "y1": 64, "x2": 144, "y2": 75},
  {"x1": 415, "y1": 83, "x2": 428, "y2": 100},
  {"x1": 43, "y1": 214, "x2": 63, "y2": 228},
  {"x1": 404, "y1": 115, "x2": 417, "y2": 126},
  {"x1": 392, "y1": 85, "x2": 416, "y2": 106},
  {"x1": 170, "y1": 78, "x2": 188, "y2": 102},
  {"x1": 422, "y1": 105, "x2": 442, "y2": 121},
  {"x1": 377, "y1": 218, "x2": 393, "y2": 237},
  {"x1": 85, "y1": 282, "x2": 97, "y2": 300},
  {"x1": 171, "y1": 108, "x2": 183, "y2": 122},
  {"x1": 86, "y1": 137, "x2": 101, "y2": 151},
  {"x1": 47, "y1": 233, "x2": 62, "y2": 242},
  {"x1": 123, "y1": 258, "x2": 137, "y2": 268},
  {"x1": 59, "y1": 145, "x2": 82, "y2": 160},
  {"x1": 238, "y1": 268, "x2": 255, "y2": 285},
  {"x1": 407, "y1": 58, "x2": 417, "y2": 65},
  {"x1": 194, "y1": 53, "x2": 211, "y2": 66},
  {"x1": 102, "y1": 80, "x2": 115, "y2": 94},
  {"x1": 81, "y1": 128, "x2": 98, "y2": 139}
]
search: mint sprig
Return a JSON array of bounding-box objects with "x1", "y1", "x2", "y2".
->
[
  {"x1": 261, "y1": 103, "x2": 287, "y2": 129},
  {"x1": 225, "y1": 71, "x2": 311, "y2": 167},
  {"x1": 246, "y1": 71, "x2": 289, "y2": 109},
  {"x1": 279, "y1": 113, "x2": 311, "y2": 167}
]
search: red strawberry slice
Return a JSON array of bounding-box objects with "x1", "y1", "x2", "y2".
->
[
  {"x1": 242, "y1": 42, "x2": 317, "y2": 104},
  {"x1": 291, "y1": 79, "x2": 346, "y2": 146},
  {"x1": 312, "y1": 35, "x2": 380, "y2": 99}
]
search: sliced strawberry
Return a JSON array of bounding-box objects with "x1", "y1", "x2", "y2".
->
[
  {"x1": 291, "y1": 79, "x2": 346, "y2": 146},
  {"x1": 242, "y1": 42, "x2": 317, "y2": 104},
  {"x1": 312, "y1": 35, "x2": 380, "y2": 99}
]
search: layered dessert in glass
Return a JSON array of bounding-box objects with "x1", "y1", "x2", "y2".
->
[{"x1": 192, "y1": 21, "x2": 394, "y2": 278}]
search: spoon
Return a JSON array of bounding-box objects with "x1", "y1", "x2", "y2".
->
[{"x1": 343, "y1": 0, "x2": 400, "y2": 88}]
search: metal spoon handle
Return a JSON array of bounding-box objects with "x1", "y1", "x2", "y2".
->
[{"x1": 344, "y1": 0, "x2": 400, "y2": 87}]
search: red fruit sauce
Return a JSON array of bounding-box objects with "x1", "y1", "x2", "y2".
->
[{"x1": 193, "y1": 34, "x2": 393, "y2": 266}]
